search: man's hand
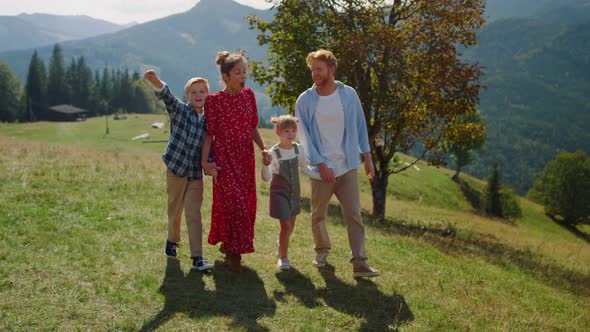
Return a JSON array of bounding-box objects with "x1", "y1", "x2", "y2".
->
[
  {"x1": 144, "y1": 69, "x2": 164, "y2": 89},
  {"x1": 318, "y1": 163, "x2": 336, "y2": 184},
  {"x1": 364, "y1": 156, "x2": 375, "y2": 182}
]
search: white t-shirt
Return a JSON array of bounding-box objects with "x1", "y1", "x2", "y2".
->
[
  {"x1": 261, "y1": 143, "x2": 320, "y2": 182},
  {"x1": 315, "y1": 90, "x2": 349, "y2": 176}
]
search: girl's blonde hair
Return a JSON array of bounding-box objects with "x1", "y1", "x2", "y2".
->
[{"x1": 271, "y1": 115, "x2": 298, "y2": 131}]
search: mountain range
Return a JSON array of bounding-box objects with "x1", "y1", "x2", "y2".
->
[
  {"x1": 462, "y1": 0, "x2": 590, "y2": 193},
  {"x1": 0, "y1": 13, "x2": 134, "y2": 53},
  {"x1": 0, "y1": 0, "x2": 588, "y2": 194}
]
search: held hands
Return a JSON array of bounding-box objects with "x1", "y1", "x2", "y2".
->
[
  {"x1": 202, "y1": 162, "x2": 221, "y2": 184},
  {"x1": 318, "y1": 163, "x2": 336, "y2": 184},
  {"x1": 262, "y1": 149, "x2": 272, "y2": 166},
  {"x1": 143, "y1": 69, "x2": 164, "y2": 89}
]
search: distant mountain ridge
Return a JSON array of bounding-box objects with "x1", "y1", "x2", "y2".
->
[
  {"x1": 463, "y1": 1, "x2": 590, "y2": 193},
  {"x1": 0, "y1": 13, "x2": 133, "y2": 53},
  {"x1": 485, "y1": 0, "x2": 590, "y2": 22},
  {"x1": 0, "y1": 0, "x2": 272, "y2": 96}
]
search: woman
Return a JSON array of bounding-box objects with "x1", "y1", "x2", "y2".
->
[{"x1": 201, "y1": 50, "x2": 270, "y2": 272}]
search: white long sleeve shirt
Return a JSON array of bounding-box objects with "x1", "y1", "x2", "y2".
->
[{"x1": 261, "y1": 143, "x2": 320, "y2": 182}]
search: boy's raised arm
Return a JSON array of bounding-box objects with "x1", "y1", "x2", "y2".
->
[
  {"x1": 144, "y1": 70, "x2": 164, "y2": 89},
  {"x1": 144, "y1": 69, "x2": 183, "y2": 117}
]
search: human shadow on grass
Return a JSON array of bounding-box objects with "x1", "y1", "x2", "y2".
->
[
  {"x1": 140, "y1": 259, "x2": 276, "y2": 332},
  {"x1": 300, "y1": 196, "x2": 590, "y2": 297},
  {"x1": 274, "y1": 266, "x2": 413, "y2": 331}
]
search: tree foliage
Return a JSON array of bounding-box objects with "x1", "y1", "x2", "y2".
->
[
  {"x1": 25, "y1": 50, "x2": 47, "y2": 121},
  {"x1": 528, "y1": 150, "x2": 590, "y2": 226},
  {"x1": 249, "y1": 0, "x2": 487, "y2": 219},
  {"x1": 0, "y1": 62, "x2": 23, "y2": 122},
  {"x1": 47, "y1": 44, "x2": 68, "y2": 106},
  {"x1": 447, "y1": 112, "x2": 486, "y2": 181},
  {"x1": 485, "y1": 161, "x2": 522, "y2": 220},
  {"x1": 486, "y1": 162, "x2": 502, "y2": 217},
  {"x1": 15, "y1": 45, "x2": 162, "y2": 122}
]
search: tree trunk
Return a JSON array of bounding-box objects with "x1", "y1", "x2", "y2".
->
[
  {"x1": 452, "y1": 166, "x2": 461, "y2": 182},
  {"x1": 371, "y1": 169, "x2": 389, "y2": 221}
]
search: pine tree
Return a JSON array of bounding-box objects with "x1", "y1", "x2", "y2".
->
[
  {"x1": 486, "y1": 162, "x2": 503, "y2": 217},
  {"x1": 25, "y1": 50, "x2": 47, "y2": 121},
  {"x1": 76, "y1": 56, "x2": 92, "y2": 110},
  {"x1": 47, "y1": 44, "x2": 69, "y2": 106}
]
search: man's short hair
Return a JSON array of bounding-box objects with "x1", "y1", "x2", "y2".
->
[
  {"x1": 306, "y1": 49, "x2": 338, "y2": 69},
  {"x1": 184, "y1": 77, "x2": 209, "y2": 97}
]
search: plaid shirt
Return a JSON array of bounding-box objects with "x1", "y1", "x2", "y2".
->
[{"x1": 156, "y1": 85, "x2": 206, "y2": 180}]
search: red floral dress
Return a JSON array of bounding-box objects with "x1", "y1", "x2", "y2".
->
[{"x1": 205, "y1": 88, "x2": 258, "y2": 254}]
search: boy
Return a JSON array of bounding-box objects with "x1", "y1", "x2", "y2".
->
[{"x1": 144, "y1": 69, "x2": 214, "y2": 271}]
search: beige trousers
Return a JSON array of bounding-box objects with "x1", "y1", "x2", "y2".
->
[
  {"x1": 166, "y1": 169, "x2": 203, "y2": 258},
  {"x1": 310, "y1": 169, "x2": 367, "y2": 262}
]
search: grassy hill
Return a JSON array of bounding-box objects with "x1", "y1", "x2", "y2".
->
[{"x1": 1, "y1": 115, "x2": 589, "y2": 331}]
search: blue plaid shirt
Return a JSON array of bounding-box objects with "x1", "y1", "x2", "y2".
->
[{"x1": 156, "y1": 85, "x2": 206, "y2": 180}]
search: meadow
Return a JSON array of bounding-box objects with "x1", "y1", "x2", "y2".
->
[{"x1": 0, "y1": 114, "x2": 588, "y2": 331}]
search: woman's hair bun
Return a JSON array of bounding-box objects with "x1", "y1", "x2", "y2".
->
[{"x1": 216, "y1": 51, "x2": 231, "y2": 65}]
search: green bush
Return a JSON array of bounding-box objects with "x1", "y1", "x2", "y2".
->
[
  {"x1": 528, "y1": 150, "x2": 590, "y2": 226},
  {"x1": 499, "y1": 186, "x2": 522, "y2": 220}
]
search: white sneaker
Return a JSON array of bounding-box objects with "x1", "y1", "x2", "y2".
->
[
  {"x1": 191, "y1": 257, "x2": 214, "y2": 271},
  {"x1": 312, "y1": 251, "x2": 328, "y2": 267},
  {"x1": 277, "y1": 257, "x2": 291, "y2": 270}
]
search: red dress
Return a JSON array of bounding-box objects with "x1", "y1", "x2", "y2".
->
[{"x1": 205, "y1": 88, "x2": 258, "y2": 254}]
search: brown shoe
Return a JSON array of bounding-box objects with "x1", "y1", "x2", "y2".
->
[{"x1": 353, "y1": 261, "x2": 380, "y2": 278}]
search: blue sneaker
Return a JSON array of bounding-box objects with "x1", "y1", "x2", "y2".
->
[
  {"x1": 192, "y1": 256, "x2": 214, "y2": 271},
  {"x1": 165, "y1": 240, "x2": 177, "y2": 258}
]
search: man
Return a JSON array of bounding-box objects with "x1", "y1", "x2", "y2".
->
[{"x1": 296, "y1": 49, "x2": 380, "y2": 278}]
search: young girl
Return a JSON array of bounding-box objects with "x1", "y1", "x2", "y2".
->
[
  {"x1": 261, "y1": 115, "x2": 319, "y2": 270},
  {"x1": 200, "y1": 50, "x2": 270, "y2": 272}
]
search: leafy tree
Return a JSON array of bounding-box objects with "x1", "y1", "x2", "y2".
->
[
  {"x1": 0, "y1": 63, "x2": 23, "y2": 122},
  {"x1": 130, "y1": 79, "x2": 162, "y2": 114},
  {"x1": 47, "y1": 44, "x2": 69, "y2": 106},
  {"x1": 529, "y1": 150, "x2": 590, "y2": 226},
  {"x1": 25, "y1": 50, "x2": 47, "y2": 121},
  {"x1": 499, "y1": 186, "x2": 522, "y2": 220},
  {"x1": 447, "y1": 113, "x2": 486, "y2": 181},
  {"x1": 249, "y1": 0, "x2": 486, "y2": 220}
]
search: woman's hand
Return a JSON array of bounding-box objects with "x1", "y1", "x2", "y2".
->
[{"x1": 262, "y1": 149, "x2": 272, "y2": 166}]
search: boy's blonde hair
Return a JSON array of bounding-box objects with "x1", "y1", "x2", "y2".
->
[
  {"x1": 306, "y1": 49, "x2": 338, "y2": 69},
  {"x1": 271, "y1": 115, "x2": 298, "y2": 131},
  {"x1": 184, "y1": 77, "x2": 209, "y2": 97}
]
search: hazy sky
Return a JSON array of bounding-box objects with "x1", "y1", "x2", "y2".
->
[{"x1": 0, "y1": 0, "x2": 274, "y2": 25}]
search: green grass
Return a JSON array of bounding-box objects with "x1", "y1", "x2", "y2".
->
[{"x1": 1, "y1": 115, "x2": 589, "y2": 331}]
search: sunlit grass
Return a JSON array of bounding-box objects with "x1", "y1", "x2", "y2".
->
[{"x1": 1, "y1": 116, "x2": 589, "y2": 331}]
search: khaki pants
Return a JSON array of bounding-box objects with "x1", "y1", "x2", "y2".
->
[
  {"x1": 310, "y1": 169, "x2": 367, "y2": 262},
  {"x1": 166, "y1": 170, "x2": 203, "y2": 258}
]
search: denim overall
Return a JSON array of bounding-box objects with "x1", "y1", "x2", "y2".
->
[{"x1": 269, "y1": 144, "x2": 301, "y2": 221}]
